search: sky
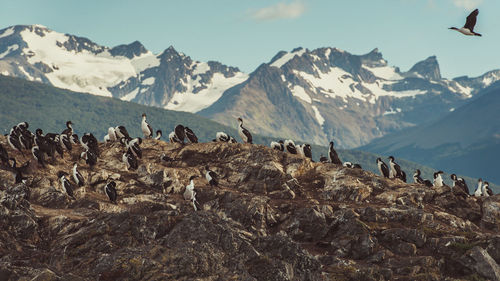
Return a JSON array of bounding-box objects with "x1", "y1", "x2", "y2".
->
[{"x1": 1, "y1": 0, "x2": 499, "y2": 79}]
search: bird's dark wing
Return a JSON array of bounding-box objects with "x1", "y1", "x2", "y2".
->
[
  {"x1": 464, "y1": 9, "x2": 479, "y2": 31},
  {"x1": 382, "y1": 163, "x2": 389, "y2": 178},
  {"x1": 243, "y1": 128, "x2": 252, "y2": 144},
  {"x1": 208, "y1": 171, "x2": 218, "y2": 180}
]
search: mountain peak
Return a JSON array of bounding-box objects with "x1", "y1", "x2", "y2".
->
[
  {"x1": 360, "y1": 47, "x2": 387, "y2": 67},
  {"x1": 110, "y1": 40, "x2": 148, "y2": 59},
  {"x1": 408, "y1": 56, "x2": 441, "y2": 80}
]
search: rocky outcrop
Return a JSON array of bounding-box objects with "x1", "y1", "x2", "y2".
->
[{"x1": 0, "y1": 135, "x2": 499, "y2": 280}]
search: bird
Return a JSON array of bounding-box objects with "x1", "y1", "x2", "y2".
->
[
  {"x1": 184, "y1": 127, "x2": 198, "y2": 143},
  {"x1": 376, "y1": 158, "x2": 390, "y2": 178},
  {"x1": 413, "y1": 169, "x2": 432, "y2": 187},
  {"x1": 72, "y1": 162, "x2": 85, "y2": 187},
  {"x1": 205, "y1": 166, "x2": 218, "y2": 187},
  {"x1": 300, "y1": 144, "x2": 312, "y2": 159},
  {"x1": 7, "y1": 158, "x2": 30, "y2": 184},
  {"x1": 284, "y1": 140, "x2": 297, "y2": 154},
  {"x1": 31, "y1": 146, "x2": 45, "y2": 168},
  {"x1": 174, "y1": 125, "x2": 186, "y2": 144},
  {"x1": 80, "y1": 150, "x2": 97, "y2": 170},
  {"x1": 122, "y1": 148, "x2": 138, "y2": 171},
  {"x1": 319, "y1": 154, "x2": 328, "y2": 163},
  {"x1": 184, "y1": 175, "x2": 200, "y2": 211},
  {"x1": 169, "y1": 131, "x2": 182, "y2": 144},
  {"x1": 61, "y1": 121, "x2": 74, "y2": 136},
  {"x1": 484, "y1": 181, "x2": 493, "y2": 196},
  {"x1": 60, "y1": 133, "x2": 72, "y2": 151},
  {"x1": 103, "y1": 134, "x2": 111, "y2": 143},
  {"x1": 388, "y1": 156, "x2": 406, "y2": 182},
  {"x1": 343, "y1": 162, "x2": 362, "y2": 169},
  {"x1": 141, "y1": 113, "x2": 153, "y2": 138},
  {"x1": 114, "y1": 126, "x2": 130, "y2": 140},
  {"x1": 0, "y1": 143, "x2": 9, "y2": 165},
  {"x1": 155, "y1": 130, "x2": 162, "y2": 140},
  {"x1": 104, "y1": 181, "x2": 118, "y2": 204},
  {"x1": 7, "y1": 128, "x2": 24, "y2": 154},
  {"x1": 237, "y1": 117, "x2": 252, "y2": 144},
  {"x1": 271, "y1": 140, "x2": 284, "y2": 151},
  {"x1": 160, "y1": 153, "x2": 173, "y2": 163},
  {"x1": 81, "y1": 133, "x2": 99, "y2": 156},
  {"x1": 433, "y1": 171, "x2": 445, "y2": 187},
  {"x1": 107, "y1": 127, "x2": 117, "y2": 142},
  {"x1": 57, "y1": 171, "x2": 76, "y2": 200},
  {"x1": 70, "y1": 134, "x2": 80, "y2": 145},
  {"x1": 449, "y1": 9, "x2": 482, "y2": 36},
  {"x1": 215, "y1": 132, "x2": 230, "y2": 142},
  {"x1": 328, "y1": 141, "x2": 342, "y2": 165},
  {"x1": 450, "y1": 174, "x2": 470, "y2": 195},
  {"x1": 126, "y1": 137, "x2": 142, "y2": 159},
  {"x1": 474, "y1": 178, "x2": 483, "y2": 197}
]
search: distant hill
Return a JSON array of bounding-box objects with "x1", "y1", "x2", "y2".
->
[
  {"x1": 1, "y1": 74, "x2": 496, "y2": 192},
  {"x1": 361, "y1": 81, "x2": 500, "y2": 185}
]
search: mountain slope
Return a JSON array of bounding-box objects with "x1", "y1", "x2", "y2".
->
[
  {"x1": 361, "y1": 81, "x2": 500, "y2": 183},
  {"x1": 200, "y1": 47, "x2": 500, "y2": 148},
  {"x1": 0, "y1": 24, "x2": 246, "y2": 111}
]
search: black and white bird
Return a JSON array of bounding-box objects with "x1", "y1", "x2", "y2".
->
[
  {"x1": 183, "y1": 175, "x2": 200, "y2": 211},
  {"x1": 126, "y1": 137, "x2": 143, "y2": 159},
  {"x1": 319, "y1": 154, "x2": 328, "y2": 163},
  {"x1": 7, "y1": 128, "x2": 24, "y2": 154},
  {"x1": 300, "y1": 144, "x2": 312, "y2": 159},
  {"x1": 114, "y1": 126, "x2": 130, "y2": 140},
  {"x1": 328, "y1": 141, "x2": 342, "y2": 165},
  {"x1": 284, "y1": 140, "x2": 297, "y2": 154},
  {"x1": 80, "y1": 149, "x2": 97, "y2": 170},
  {"x1": 160, "y1": 153, "x2": 173, "y2": 163},
  {"x1": 474, "y1": 178, "x2": 483, "y2": 197},
  {"x1": 57, "y1": 171, "x2": 76, "y2": 200},
  {"x1": 343, "y1": 162, "x2": 362, "y2": 169},
  {"x1": 376, "y1": 158, "x2": 390, "y2": 178},
  {"x1": 205, "y1": 166, "x2": 218, "y2": 187},
  {"x1": 169, "y1": 131, "x2": 182, "y2": 144},
  {"x1": 237, "y1": 117, "x2": 252, "y2": 144},
  {"x1": 484, "y1": 181, "x2": 493, "y2": 196},
  {"x1": 215, "y1": 132, "x2": 230, "y2": 142},
  {"x1": 72, "y1": 162, "x2": 85, "y2": 187},
  {"x1": 270, "y1": 140, "x2": 285, "y2": 151},
  {"x1": 184, "y1": 127, "x2": 198, "y2": 143},
  {"x1": 70, "y1": 134, "x2": 80, "y2": 145},
  {"x1": 7, "y1": 158, "x2": 30, "y2": 184},
  {"x1": 31, "y1": 146, "x2": 45, "y2": 168},
  {"x1": 449, "y1": 9, "x2": 482, "y2": 36},
  {"x1": 450, "y1": 174, "x2": 469, "y2": 195},
  {"x1": 155, "y1": 130, "x2": 162, "y2": 140},
  {"x1": 81, "y1": 133, "x2": 99, "y2": 156},
  {"x1": 61, "y1": 121, "x2": 74, "y2": 136},
  {"x1": 122, "y1": 148, "x2": 138, "y2": 171},
  {"x1": 413, "y1": 169, "x2": 432, "y2": 187},
  {"x1": 106, "y1": 127, "x2": 117, "y2": 142},
  {"x1": 388, "y1": 156, "x2": 406, "y2": 182},
  {"x1": 60, "y1": 133, "x2": 72, "y2": 151},
  {"x1": 174, "y1": 125, "x2": 186, "y2": 144},
  {"x1": 141, "y1": 113, "x2": 153, "y2": 138},
  {"x1": 104, "y1": 181, "x2": 118, "y2": 204},
  {"x1": 433, "y1": 171, "x2": 445, "y2": 187},
  {"x1": 0, "y1": 143, "x2": 9, "y2": 165}
]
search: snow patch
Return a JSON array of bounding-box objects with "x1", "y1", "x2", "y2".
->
[
  {"x1": 192, "y1": 62, "x2": 210, "y2": 75},
  {"x1": 1, "y1": 70, "x2": 9, "y2": 76},
  {"x1": 165, "y1": 72, "x2": 248, "y2": 113},
  {"x1": 290, "y1": 85, "x2": 312, "y2": 103},
  {"x1": 18, "y1": 66, "x2": 34, "y2": 81},
  {"x1": 142, "y1": 77, "x2": 155, "y2": 85},
  {"x1": 311, "y1": 105, "x2": 325, "y2": 126},
  {"x1": 270, "y1": 49, "x2": 306, "y2": 68},
  {"x1": 121, "y1": 88, "x2": 139, "y2": 101},
  {"x1": 383, "y1": 107, "x2": 402, "y2": 115},
  {"x1": 0, "y1": 44, "x2": 19, "y2": 59},
  {"x1": 449, "y1": 108, "x2": 455, "y2": 112},
  {"x1": 364, "y1": 65, "x2": 403, "y2": 80},
  {"x1": 0, "y1": 27, "x2": 15, "y2": 39}
]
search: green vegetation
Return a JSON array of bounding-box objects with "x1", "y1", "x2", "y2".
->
[{"x1": 0, "y1": 74, "x2": 496, "y2": 191}]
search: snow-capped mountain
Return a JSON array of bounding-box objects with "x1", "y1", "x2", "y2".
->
[
  {"x1": 199, "y1": 47, "x2": 500, "y2": 147},
  {"x1": 1, "y1": 24, "x2": 500, "y2": 148},
  {"x1": 0, "y1": 25, "x2": 246, "y2": 111}
]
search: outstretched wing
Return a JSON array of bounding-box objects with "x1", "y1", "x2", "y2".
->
[{"x1": 464, "y1": 9, "x2": 479, "y2": 31}]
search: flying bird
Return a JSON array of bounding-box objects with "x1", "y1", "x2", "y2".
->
[{"x1": 449, "y1": 9, "x2": 482, "y2": 36}]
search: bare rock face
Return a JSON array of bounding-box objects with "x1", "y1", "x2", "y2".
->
[{"x1": 0, "y1": 136, "x2": 499, "y2": 280}]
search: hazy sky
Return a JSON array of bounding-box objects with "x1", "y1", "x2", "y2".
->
[{"x1": 1, "y1": 0, "x2": 498, "y2": 78}]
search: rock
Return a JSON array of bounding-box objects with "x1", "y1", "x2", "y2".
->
[
  {"x1": 462, "y1": 246, "x2": 500, "y2": 281},
  {"x1": 481, "y1": 196, "x2": 500, "y2": 231},
  {"x1": 30, "y1": 269, "x2": 58, "y2": 281}
]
